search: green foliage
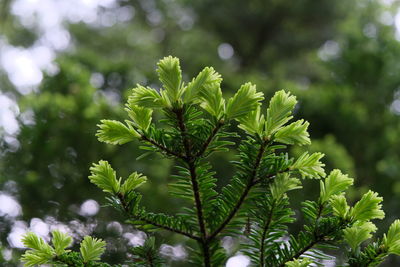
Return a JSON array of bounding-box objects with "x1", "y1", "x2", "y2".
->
[
  {"x1": 285, "y1": 258, "x2": 313, "y2": 267},
  {"x1": 120, "y1": 172, "x2": 147, "y2": 195},
  {"x1": 198, "y1": 75, "x2": 225, "y2": 119},
  {"x1": 157, "y1": 56, "x2": 183, "y2": 105},
  {"x1": 320, "y1": 169, "x2": 353, "y2": 203},
  {"x1": 96, "y1": 120, "x2": 139, "y2": 145},
  {"x1": 183, "y1": 67, "x2": 222, "y2": 104},
  {"x1": 237, "y1": 106, "x2": 265, "y2": 136},
  {"x1": 350, "y1": 190, "x2": 385, "y2": 222},
  {"x1": 291, "y1": 152, "x2": 326, "y2": 179},
  {"x1": 89, "y1": 160, "x2": 121, "y2": 194},
  {"x1": 330, "y1": 194, "x2": 350, "y2": 219},
  {"x1": 274, "y1": 119, "x2": 310, "y2": 146},
  {"x1": 265, "y1": 90, "x2": 297, "y2": 136},
  {"x1": 21, "y1": 231, "x2": 147, "y2": 266},
  {"x1": 384, "y1": 220, "x2": 400, "y2": 255},
  {"x1": 21, "y1": 232, "x2": 54, "y2": 266},
  {"x1": 86, "y1": 57, "x2": 400, "y2": 266},
  {"x1": 125, "y1": 104, "x2": 153, "y2": 132},
  {"x1": 129, "y1": 85, "x2": 166, "y2": 109},
  {"x1": 52, "y1": 230, "x2": 73, "y2": 256},
  {"x1": 343, "y1": 221, "x2": 377, "y2": 250},
  {"x1": 80, "y1": 236, "x2": 106, "y2": 263},
  {"x1": 130, "y1": 237, "x2": 164, "y2": 266},
  {"x1": 226, "y1": 82, "x2": 264, "y2": 120},
  {"x1": 270, "y1": 173, "x2": 302, "y2": 200},
  {"x1": 19, "y1": 57, "x2": 400, "y2": 266},
  {"x1": 4, "y1": 1, "x2": 400, "y2": 266}
]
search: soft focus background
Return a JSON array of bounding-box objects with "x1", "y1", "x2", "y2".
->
[{"x1": 1, "y1": 0, "x2": 400, "y2": 266}]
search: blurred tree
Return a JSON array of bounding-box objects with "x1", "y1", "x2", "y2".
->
[{"x1": 1, "y1": 0, "x2": 400, "y2": 265}]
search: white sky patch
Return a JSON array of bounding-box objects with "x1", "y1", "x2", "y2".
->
[
  {"x1": 7, "y1": 221, "x2": 28, "y2": 248},
  {"x1": 160, "y1": 244, "x2": 187, "y2": 261},
  {"x1": 226, "y1": 254, "x2": 250, "y2": 267},
  {"x1": 218, "y1": 43, "x2": 234, "y2": 60},
  {"x1": 395, "y1": 10, "x2": 400, "y2": 35},
  {"x1": 391, "y1": 99, "x2": 400, "y2": 115},
  {"x1": 30, "y1": 218, "x2": 50, "y2": 240},
  {"x1": 0, "y1": 193, "x2": 22, "y2": 217},
  {"x1": 123, "y1": 231, "x2": 146, "y2": 247},
  {"x1": 79, "y1": 199, "x2": 100, "y2": 216},
  {"x1": 1, "y1": 45, "x2": 44, "y2": 91},
  {"x1": 0, "y1": 0, "x2": 120, "y2": 93},
  {"x1": 318, "y1": 40, "x2": 340, "y2": 61},
  {"x1": 0, "y1": 94, "x2": 19, "y2": 136}
]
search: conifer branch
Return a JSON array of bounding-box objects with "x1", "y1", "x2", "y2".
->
[
  {"x1": 208, "y1": 140, "x2": 268, "y2": 240},
  {"x1": 174, "y1": 107, "x2": 211, "y2": 266},
  {"x1": 259, "y1": 200, "x2": 276, "y2": 267},
  {"x1": 80, "y1": 57, "x2": 400, "y2": 267},
  {"x1": 279, "y1": 240, "x2": 318, "y2": 267},
  {"x1": 278, "y1": 220, "x2": 348, "y2": 266},
  {"x1": 117, "y1": 193, "x2": 200, "y2": 241},
  {"x1": 195, "y1": 120, "x2": 224, "y2": 157},
  {"x1": 140, "y1": 135, "x2": 185, "y2": 159},
  {"x1": 363, "y1": 248, "x2": 386, "y2": 267},
  {"x1": 135, "y1": 215, "x2": 200, "y2": 241}
]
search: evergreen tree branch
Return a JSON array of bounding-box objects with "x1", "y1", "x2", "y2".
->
[
  {"x1": 252, "y1": 168, "x2": 291, "y2": 186},
  {"x1": 208, "y1": 140, "x2": 268, "y2": 240},
  {"x1": 174, "y1": 106, "x2": 211, "y2": 267},
  {"x1": 117, "y1": 194, "x2": 200, "y2": 241},
  {"x1": 278, "y1": 240, "x2": 318, "y2": 267},
  {"x1": 195, "y1": 120, "x2": 224, "y2": 157},
  {"x1": 259, "y1": 200, "x2": 276, "y2": 267},
  {"x1": 140, "y1": 134, "x2": 185, "y2": 159},
  {"x1": 364, "y1": 248, "x2": 386, "y2": 267},
  {"x1": 278, "y1": 219, "x2": 347, "y2": 266},
  {"x1": 135, "y1": 215, "x2": 200, "y2": 241}
]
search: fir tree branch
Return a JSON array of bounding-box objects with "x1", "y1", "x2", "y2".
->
[
  {"x1": 363, "y1": 248, "x2": 386, "y2": 267},
  {"x1": 174, "y1": 107, "x2": 211, "y2": 267},
  {"x1": 278, "y1": 240, "x2": 318, "y2": 267},
  {"x1": 259, "y1": 200, "x2": 276, "y2": 267},
  {"x1": 278, "y1": 220, "x2": 347, "y2": 266},
  {"x1": 195, "y1": 120, "x2": 224, "y2": 157},
  {"x1": 135, "y1": 215, "x2": 201, "y2": 241},
  {"x1": 208, "y1": 140, "x2": 268, "y2": 240},
  {"x1": 117, "y1": 194, "x2": 200, "y2": 241},
  {"x1": 252, "y1": 168, "x2": 291, "y2": 186},
  {"x1": 140, "y1": 135, "x2": 185, "y2": 159}
]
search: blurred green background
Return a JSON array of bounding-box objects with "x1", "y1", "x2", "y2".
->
[{"x1": 0, "y1": 0, "x2": 400, "y2": 266}]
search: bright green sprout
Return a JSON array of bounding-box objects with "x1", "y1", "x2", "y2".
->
[
  {"x1": 343, "y1": 221, "x2": 377, "y2": 250},
  {"x1": 96, "y1": 119, "x2": 139, "y2": 145},
  {"x1": 80, "y1": 236, "x2": 106, "y2": 263},
  {"x1": 265, "y1": 90, "x2": 297, "y2": 136},
  {"x1": 285, "y1": 258, "x2": 313, "y2": 267},
  {"x1": 89, "y1": 160, "x2": 121, "y2": 194},
  {"x1": 270, "y1": 173, "x2": 302, "y2": 200},
  {"x1": 125, "y1": 103, "x2": 153, "y2": 132},
  {"x1": 183, "y1": 66, "x2": 222, "y2": 104},
  {"x1": 157, "y1": 56, "x2": 183, "y2": 105},
  {"x1": 226, "y1": 82, "x2": 264, "y2": 120},
  {"x1": 274, "y1": 119, "x2": 310, "y2": 146},
  {"x1": 291, "y1": 152, "x2": 326, "y2": 179},
  {"x1": 128, "y1": 84, "x2": 166, "y2": 108},
  {"x1": 52, "y1": 230, "x2": 73, "y2": 256},
  {"x1": 320, "y1": 169, "x2": 353, "y2": 203},
  {"x1": 349, "y1": 190, "x2": 385, "y2": 222},
  {"x1": 383, "y1": 220, "x2": 400, "y2": 255}
]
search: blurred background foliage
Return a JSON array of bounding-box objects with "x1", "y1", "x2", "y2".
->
[{"x1": 0, "y1": 0, "x2": 400, "y2": 266}]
